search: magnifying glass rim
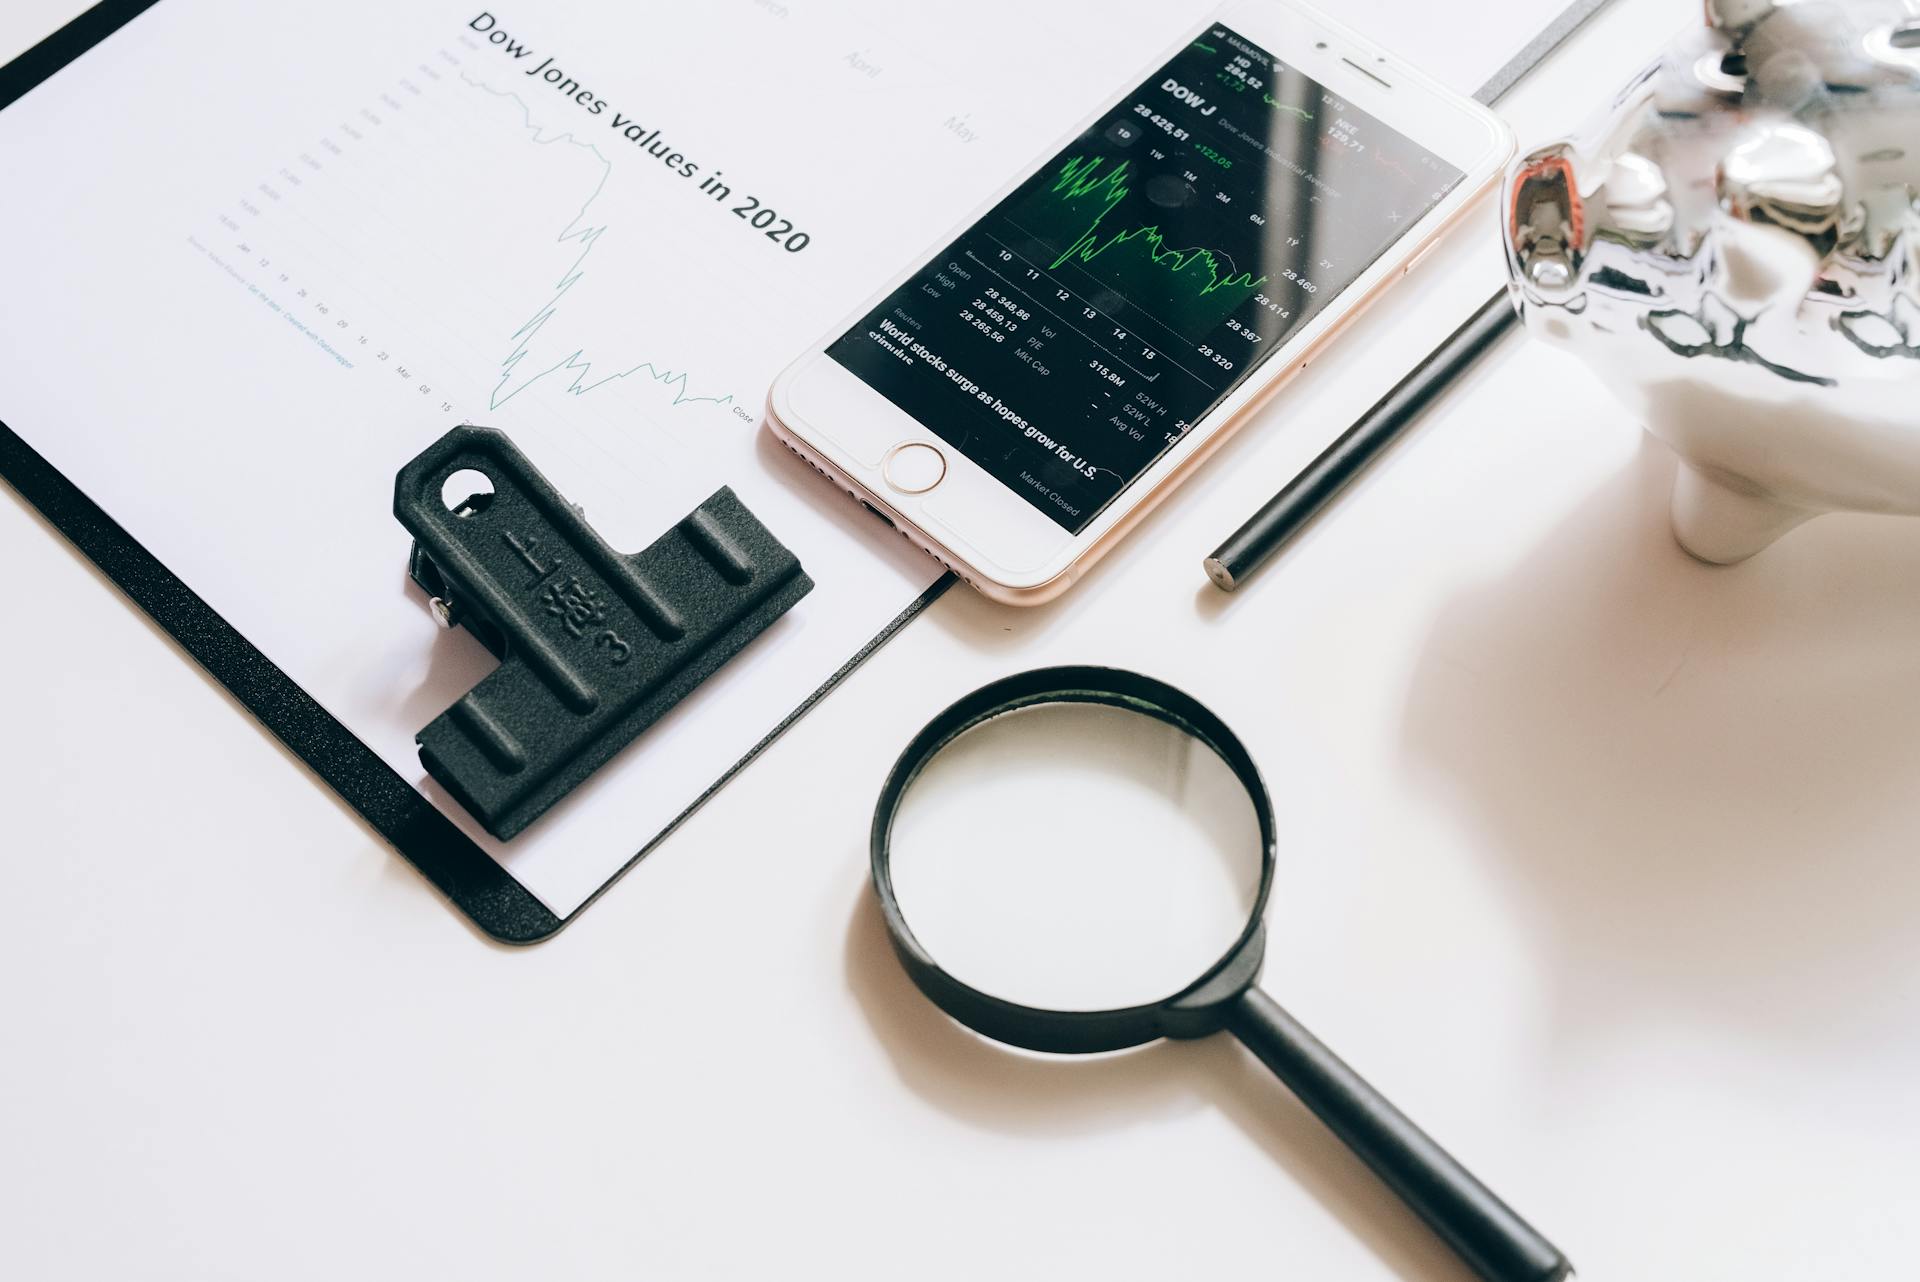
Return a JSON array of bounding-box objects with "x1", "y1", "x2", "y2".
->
[{"x1": 870, "y1": 665, "x2": 1278, "y2": 1055}]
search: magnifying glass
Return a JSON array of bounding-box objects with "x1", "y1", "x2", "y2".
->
[{"x1": 870, "y1": 667, "x2": 1574, "y2": 1282}]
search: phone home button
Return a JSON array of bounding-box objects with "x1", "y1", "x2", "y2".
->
[{"x1": 882, "y1": 442, "x2": 947, "y2": 494}]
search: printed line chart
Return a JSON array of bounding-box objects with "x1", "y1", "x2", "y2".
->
[
  {"x1": 460, "y1": 74, "x2": 734, "y2": 414},
  {"x1": 187, "y1": 42, "x2": 746, "y2": 441}
]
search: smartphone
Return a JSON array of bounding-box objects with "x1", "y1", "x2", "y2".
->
[{"x1": 767, "y1": 1, "x2": 1513, "y2": 604}]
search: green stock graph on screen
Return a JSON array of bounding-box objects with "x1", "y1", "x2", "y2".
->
[
  {"x1": 1022, "y1": 154, "x2": 1267, "y2": 336},
  {"x1": 827, "y1": 24, "x2": 1465, "y2": 535}
]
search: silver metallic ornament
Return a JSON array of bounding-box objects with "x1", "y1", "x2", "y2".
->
[{"x1": 1504, "y1": 0, "x2": 1920, "y2": 562}]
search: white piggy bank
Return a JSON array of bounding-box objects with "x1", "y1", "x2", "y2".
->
[{"x1": 1504, "y1": 0, "x2": 1920, "y2": 562}]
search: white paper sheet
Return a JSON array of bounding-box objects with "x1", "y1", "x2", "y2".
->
[
  {"x1": 0, "y1": 0, "x2": 1243, "y2": 914},
  {"x1": 0, "y1": 0, "x2": 1568, "y2": 914}
]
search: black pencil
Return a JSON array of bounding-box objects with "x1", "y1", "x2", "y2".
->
[
  {"x1": 1202, "y1": 287, "x2": 1518, "y2": 592},
  {"x1": 1201, "y1": 0, "x2": 1617, "y2": 593}
]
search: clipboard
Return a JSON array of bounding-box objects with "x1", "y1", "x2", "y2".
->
[
  {"x1": 0, "y1": 0, "x2": 1600, "y2": 943},
  {"x1": 0, "y1": 0, "x2": 952, "y2": 944}
]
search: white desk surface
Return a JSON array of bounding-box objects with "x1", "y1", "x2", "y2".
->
[{"x1": 4, "y1": 3, "x2": 1917, "y2": 1278}]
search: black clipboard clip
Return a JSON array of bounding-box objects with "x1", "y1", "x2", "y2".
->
[{"x1": 394, "y1": 426, "x2": 813, "y2": 840}]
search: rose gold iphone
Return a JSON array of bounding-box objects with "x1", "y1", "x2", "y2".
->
[{"x1": 768, "y1": 0, "x2": 1512, "y2": 604}]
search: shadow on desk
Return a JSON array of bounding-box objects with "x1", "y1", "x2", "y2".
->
[
  {"x1": 1403, "y1": 440, "x2": 1920, "y2": 1052},
  {"x1": 843, "y1": 892, "x2": 1479, "y2": 1282}
]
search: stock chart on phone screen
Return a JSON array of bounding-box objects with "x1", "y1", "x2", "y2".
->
[{"x1": 829, "y1": 25, "x2": 1464, "y2": 532}]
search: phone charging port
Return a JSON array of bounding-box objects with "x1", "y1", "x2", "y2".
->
[{"x1": 859, "y1": 499, "x2": 896, "y2": 530}]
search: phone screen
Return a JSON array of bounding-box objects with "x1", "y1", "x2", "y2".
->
[{"x1": 827, "y1": 24, "x2": 1466, "y2": 534}]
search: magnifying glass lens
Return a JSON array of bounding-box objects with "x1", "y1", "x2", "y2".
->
[
  {"x1": 876, "y1": 670, "x2": 1572, "y2": 1282},
  {"x1": 887, "y1": 701, "x2": 1264, "y2": 1013}
]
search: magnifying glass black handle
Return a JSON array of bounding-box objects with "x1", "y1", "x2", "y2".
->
[{"x1": 1227, "y1": 988, "x2": 1574, "y2": 1282}]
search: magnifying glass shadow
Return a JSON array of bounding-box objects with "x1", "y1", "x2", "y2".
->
[{"x1": 843, "y1": 890, "x2": 1479, "y2": 1282}]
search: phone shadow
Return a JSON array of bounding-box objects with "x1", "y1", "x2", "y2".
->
[
  {"x1": 842, "y1": 890, "x2": 1478, "y2": 1282},
  {"x1": 1401, "y1": 441, "x2": 1920, "y2": 1052}
]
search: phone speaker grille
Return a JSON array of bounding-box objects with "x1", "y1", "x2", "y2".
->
[{"x1": 1340, "y1": 57, "x2": 1392, "y2": 88}]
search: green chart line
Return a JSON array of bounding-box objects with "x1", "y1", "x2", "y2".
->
[
  {"x1": 1262, "y1": 93, "x2": 1314, "y2": 121},
  {"x1": 1044, "y1": 155, "x2": 1266, "y2": 300},
  {"x1": 461, "y1": 74, "x2": 732, "y2": 414}
]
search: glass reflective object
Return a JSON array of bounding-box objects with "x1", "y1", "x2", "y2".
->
[
  {"x1": 887, "y1": 701, "x2": 1264, "y2": 1013},
  {"x1": 866, "y1": 667, "x2": 1576, "y2": 1282},
  {"x1": 1504, "y1": 0, "x2": 1920, "y2": 563}
]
